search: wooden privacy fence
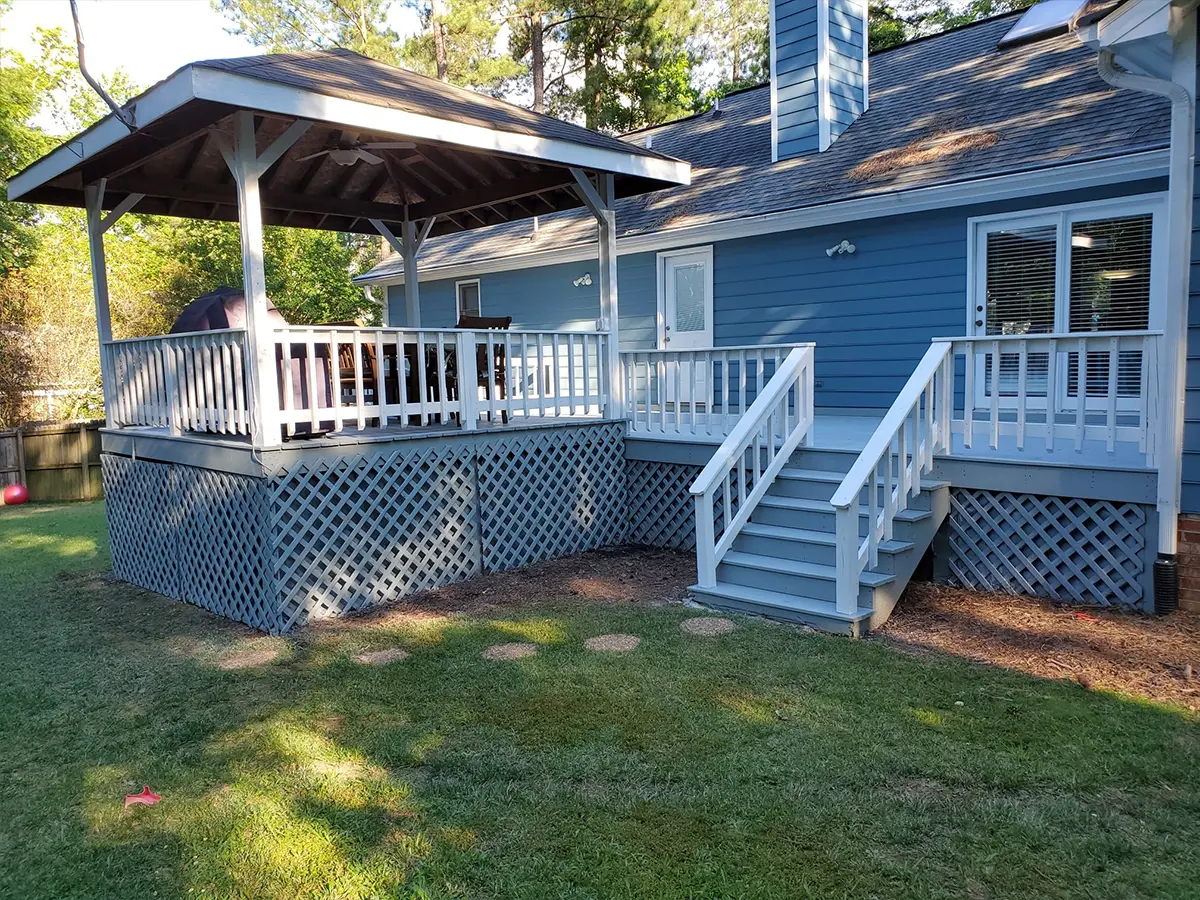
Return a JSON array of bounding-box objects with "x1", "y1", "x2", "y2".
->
[{"x1": 0, "y1": 420, "x2": 104, "y2": 502}]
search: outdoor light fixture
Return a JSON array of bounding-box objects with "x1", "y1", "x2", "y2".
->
[
  {"x1": 826, "y1": 240, "x2": 856, "y2": 257},
  {"x1": 574, "y1": 273, "x2": 593, "y2": 287}
]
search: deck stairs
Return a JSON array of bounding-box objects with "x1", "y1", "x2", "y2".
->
[{"x1": 689, "y1": 446, "x2": 950, "y2": 636}]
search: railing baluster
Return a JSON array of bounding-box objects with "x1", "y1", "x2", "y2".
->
[
  {"x1": 1046, "y1": 338, "x2": 1058, "y2": 453},
  {"x1": 989, "y1": 340, "x2": 1000, "y2": 449},
  {"x1": 354, "y1": 331, "x2": 366, "y2": 431},
  {"x1": 1075, "y1": 337, "x2": 1086, "y2": 451},
  {"x1": 963, "y1": 340, "x2": 974, "y2": 450},
  {"x1": 305, "y1": 331, "x2": 319, "y2": 432},
  {"x1": 1106, "y1": 336, "x2": 1119, "y2": 452},
  {"x1": 567, "y1": 334, "x2": 577, "y2": 416},
  {"x1": 504, "y1": 333, "x2": 515, "y2": 422},
  {"x1": 374, "y1": 331, "x2": 387, "y2": 430},
  {"x1": 1016, "y1": 339, "x2": 1028, "y2": 451},
  {"x1": 672, "y1": 354, "x2": 682, "y2": 434}
]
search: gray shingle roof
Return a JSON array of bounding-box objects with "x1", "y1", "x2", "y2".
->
[
  {"x1": 191, "y1": 48, "x2": 679, "y2": 165},
  {"x1": 359, "y1": 12, "x2": 1169, "y2": 282}
]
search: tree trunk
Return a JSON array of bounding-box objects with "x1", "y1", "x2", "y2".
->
[
  {"x1": 530, "y1": 11, "x2": 545, "y2": 113},
  {"x1": 431, "y1": 0, "x2": 449, "y2": 81}
]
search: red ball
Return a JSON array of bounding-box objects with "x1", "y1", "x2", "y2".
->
[{"x1": 3, "y1": 484, "x2": 29, "y2": 506}]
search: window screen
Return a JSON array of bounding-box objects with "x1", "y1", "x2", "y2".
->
[{"x1": 457, "y1": 281, "x2": 481, "y2": 317}]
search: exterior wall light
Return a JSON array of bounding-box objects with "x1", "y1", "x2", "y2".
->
[
  {"x1": 574, "y1": 273, "x2": 593, "y2": 287},
  {"x1": 826, "y1": 240, "x2": 856, "y2": 257}
]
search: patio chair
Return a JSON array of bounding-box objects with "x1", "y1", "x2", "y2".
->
[{"x1": 444, "y1": 314, "x2": 513, "y2": 424}]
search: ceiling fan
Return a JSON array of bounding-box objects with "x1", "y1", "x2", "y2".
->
[{"x1": 298, "y1": 140, "x2": 417, "y2": 166}]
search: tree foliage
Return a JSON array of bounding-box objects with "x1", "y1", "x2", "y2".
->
[{"x1": 213, "y1": 0, "x2": 403, "y2": 63}]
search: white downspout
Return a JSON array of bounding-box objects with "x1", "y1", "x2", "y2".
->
[{"x1": 1097, "y1": 36, "x2": 1194, "y2": 608}]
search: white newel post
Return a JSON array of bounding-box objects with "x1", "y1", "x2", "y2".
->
[
  {"x1": 84, "y1": 182, "x2": 115, "y2": 427},
  {"x1": 228, "y1": 111, "x2": 280, "y2": 448},
  {"x1": 401, "y1": 220, "x2": 422, "y2": 328},
  {"x1": 598, "y1": 174, "x2": 622, "y2": 418}
]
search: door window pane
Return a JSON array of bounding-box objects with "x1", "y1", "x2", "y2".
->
[
  {"x1": 984, "y1": 224, "x2": 1057, "y2": 397},
  {"x1": 457, "y1": 281, "x2": 481, "y2": 318},
  {"x1": 673, "y1": 263, "x2": 706, "y2": 334},
  {"x1": 1068, "y1": 214, "x2": 1152, "y2": 396}
]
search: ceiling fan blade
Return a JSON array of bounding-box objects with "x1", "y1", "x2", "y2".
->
[
  {"x1": 356, "y1": 150, "x2": 385, "y2": 165},
  {"x1": 361, "y1": 142, "x2": 417, "y2": 150},
  {"x1": 297, "y1": 150, "x2": 331, "y2": 162}
]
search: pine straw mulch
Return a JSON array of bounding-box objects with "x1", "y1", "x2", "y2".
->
[
  {"x1": 879, "y1": 583, "x2": 1200, "y2": 711},
  {"x1": 313, "y1": 546, "x2": 695, "y2": 633}
]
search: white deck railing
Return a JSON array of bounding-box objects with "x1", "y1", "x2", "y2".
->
[
  {"x1": 622, "y1": 345, "x2": 809, "y2": 438},
  {"x1": 103, "y1": 329, "x2": 250, "y2": 436},
  {"x1": 273, "y1": 326, "x2": 610, "y2": 436},
  {"x1": 689, "y1": 345, "x2": 816, "y2": 588},
  {"x1": 947, "y1": 330, "x2": 1161, "y2": 460},
  {"x1": 830, "y1": 342, "x2": 953, "y2": 614},
  {"x1": 830, "y1": 329, "x2": 1163, "y2": 613}
]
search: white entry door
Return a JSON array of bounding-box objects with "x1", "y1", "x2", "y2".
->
[{"x1": 658, "y1": 248, "x2": 714, "y2": 406}]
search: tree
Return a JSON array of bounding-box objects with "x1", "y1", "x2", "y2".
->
[
  {"x1": 695, "y1": 0, "x2": 768, "y2": 87},
  {"x1": 868, "y1": 1, "x2": 910, "y2": 52},
  {"x1": 212, "y1": 0, "x2": 403, "y2": 64},
  {"x1": 402, "y1": 0, "x2": 522, "y2": 91}
]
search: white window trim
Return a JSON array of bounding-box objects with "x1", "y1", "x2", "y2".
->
[
  {"x1": 656, "y1": 245, "x2": 715, "y2": 349},
  {"x1": 455, "y1": 278, "x2": 482, "y2": 318},
  {"x1": 965, "y1": 192, "x2": 1168, "y2": 335}
]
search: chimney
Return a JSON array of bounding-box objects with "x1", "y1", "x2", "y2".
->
[{"x1": 770, "y1": 0, "x2": 868, "y2": 161}]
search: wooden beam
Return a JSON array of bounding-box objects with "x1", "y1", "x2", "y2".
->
[
  {"x1": 406, "y1": 169, "x2": 576, "y2": 221},
  {"x1": 111, "y1": 174, "x2": 412, "y2": 222}
]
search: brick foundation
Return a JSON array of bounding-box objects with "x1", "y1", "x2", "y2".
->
[{"x1": 1176, "y1": 516, "x2": 1200, "y2": 612}]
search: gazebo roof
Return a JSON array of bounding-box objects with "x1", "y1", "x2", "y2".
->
[{"x1": 7, "y1": 48, "x2": 690, "y2": 237}]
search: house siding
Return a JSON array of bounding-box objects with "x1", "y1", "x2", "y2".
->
[
  {"x1": 773, "y1": 0, "x2": 821, "y2": 158},
  {"x1": 827, "y1": 0, "x2": 865, "y2": 141}
]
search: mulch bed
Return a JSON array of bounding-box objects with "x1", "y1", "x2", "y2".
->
[{"x1": 880, "y1": 583, "x2": 1200, "y2": 711}]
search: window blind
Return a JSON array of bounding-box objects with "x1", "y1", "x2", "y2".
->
[
  {"x1": 1068, "y1": 214, "x2": 1152, "y2": 332},
  {"x1": 984, "y1": 225, "x2": 1057, "y2": 336}
]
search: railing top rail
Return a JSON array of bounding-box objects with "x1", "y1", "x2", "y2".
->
[
  {"x1": 934, "y1": 330, "x2": 1163, "y2": 344},
  {"x1": 830, "y1": 341, "x2": 951, "y2": 510},
  {"x1": 271, "y1": 325, "x2": 609, "y2": 338},
  {"x1": 104, "y1": 328, "x2": 247, "y2": 346},
  {"x1": 689, "y1": 345, "x2": 814, "y2": 497},
  {"x1": 622, "y1": 343, "x2": 814, "y2": 356}
]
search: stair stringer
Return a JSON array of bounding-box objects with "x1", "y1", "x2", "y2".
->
[{"x1": 862, "y1": 483, "x2": 949, "y2": 632}]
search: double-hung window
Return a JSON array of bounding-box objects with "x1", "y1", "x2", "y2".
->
[
  {"x1": 456, "y1": 279, "x2": 481, "y2": 319},
  {"x1": 968, "y1": 196, "x2": 1164, "y2": 408}
]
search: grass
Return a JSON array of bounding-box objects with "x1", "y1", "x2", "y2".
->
[{"x1": 1, "y1": 501, "x2": 1198, "y2": 899}]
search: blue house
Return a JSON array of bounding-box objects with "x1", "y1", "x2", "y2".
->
[
  {"x1": 9, "y1": 0, "x2": 1195, "y2": 634},
  {"x1": 352, "y1": 0, "x2": 1197, "y2": 627}
]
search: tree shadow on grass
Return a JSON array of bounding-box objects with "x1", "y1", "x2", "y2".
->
[{"x1": 3, "y1": 506, "x2": 1200, "y2": 899}]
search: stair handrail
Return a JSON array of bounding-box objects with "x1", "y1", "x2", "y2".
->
[
  {"x1": 830, "y1": 341, "x2": 954, "y2": 615},
  {"x1": 690, "y1": 344, "x2": 816, "y2": 589}
]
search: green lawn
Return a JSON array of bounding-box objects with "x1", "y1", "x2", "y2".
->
[{"x1": 1, "y1": 501, "x2": 1198, "y2": 899}]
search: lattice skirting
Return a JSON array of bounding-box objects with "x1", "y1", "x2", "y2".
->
[
  {"x1": 101, "y1": 422, "x2": 630, "y2": 632},
  {"x1": 102, "y1": 455, "x2": 277, "y2": 629},
  {"x1": 946, "y1": 488, "x2": 1148, "y2": 608},
  {"x1": 625, "y1": 457, "x2": 751, "y2": 553}
]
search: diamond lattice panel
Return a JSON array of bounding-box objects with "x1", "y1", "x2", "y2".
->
[
  {"x1": 270, "y1": 443, "x2": 481, "y2": 630},
  {"x1": 102, "y1": 454, "x2": 181, "y2": 598},
  {"x1": 173, "y1": 465, "x2": 276, "y2": 631},
  {"x1": 948, "y1": 489, "x2": 1147, "y2": 608},
  {"x1": 627, "y1": 459, "x2": 701, "y2": 550},
  {"x1": 477, "y1": 423, "x2": 626, "y2": 571}
]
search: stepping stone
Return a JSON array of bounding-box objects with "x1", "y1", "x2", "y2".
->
[
  {"x1": 217, "y1": 647, "x2": 280, "y2": 670},
  {"x1": 680, "y1": 617, "x2": 736, "y2": 636},
  {"x1": 353, "y1": 648, "x2": 410, "y2": 666},
  {"x1": 584, "y1": 634, "x2": 641, "y2": 652},
  {"x1": 482, "y1": 642, "x2": 538, "y2": 661}
]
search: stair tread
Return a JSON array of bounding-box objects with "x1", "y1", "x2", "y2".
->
[
  {"x1": 721, "y1": 550, "x2": 895, "y2": 587},
  {"x1": 758, "y1": 494, "x2": 933, "y2": 521},
  {"x1": 739, "y1": 522, "x2": 913, "y2": 553},
  {"x1": 690, "y1": 582, "x2": 873, "y2": 622},
  {"x1": 778, "y1": 466, "x2": 951, "y2": 491}
]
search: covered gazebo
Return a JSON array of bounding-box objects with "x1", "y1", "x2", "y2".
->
[
  {"x1": 8, "y1": 47, "x2": 690, "y2": 448},
  {"x1": 7, "y1": 49, "x2": 690, "y2": 632}
]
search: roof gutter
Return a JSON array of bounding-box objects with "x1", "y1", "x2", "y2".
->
[{"x1": 1097, "y1": 40, "x2": 1195, "y2": 579}]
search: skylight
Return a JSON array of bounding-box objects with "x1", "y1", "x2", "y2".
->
[{"x1": 998, "y1": 0, "x2": 1087, "y2": 48}]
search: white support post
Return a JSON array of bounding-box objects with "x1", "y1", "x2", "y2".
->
[
  {"x1": 228, "y1": 110, "x2": 279, "y2": 448},
  {"x1": 84, "y1": 181, "x2": 115, "y2": 427},
  {"x1": 401, "y1": 220, "x2": 422, "y2": 328},
  {"x1": 572, "y1": 169, "x2": 623, "y2": 419}
]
